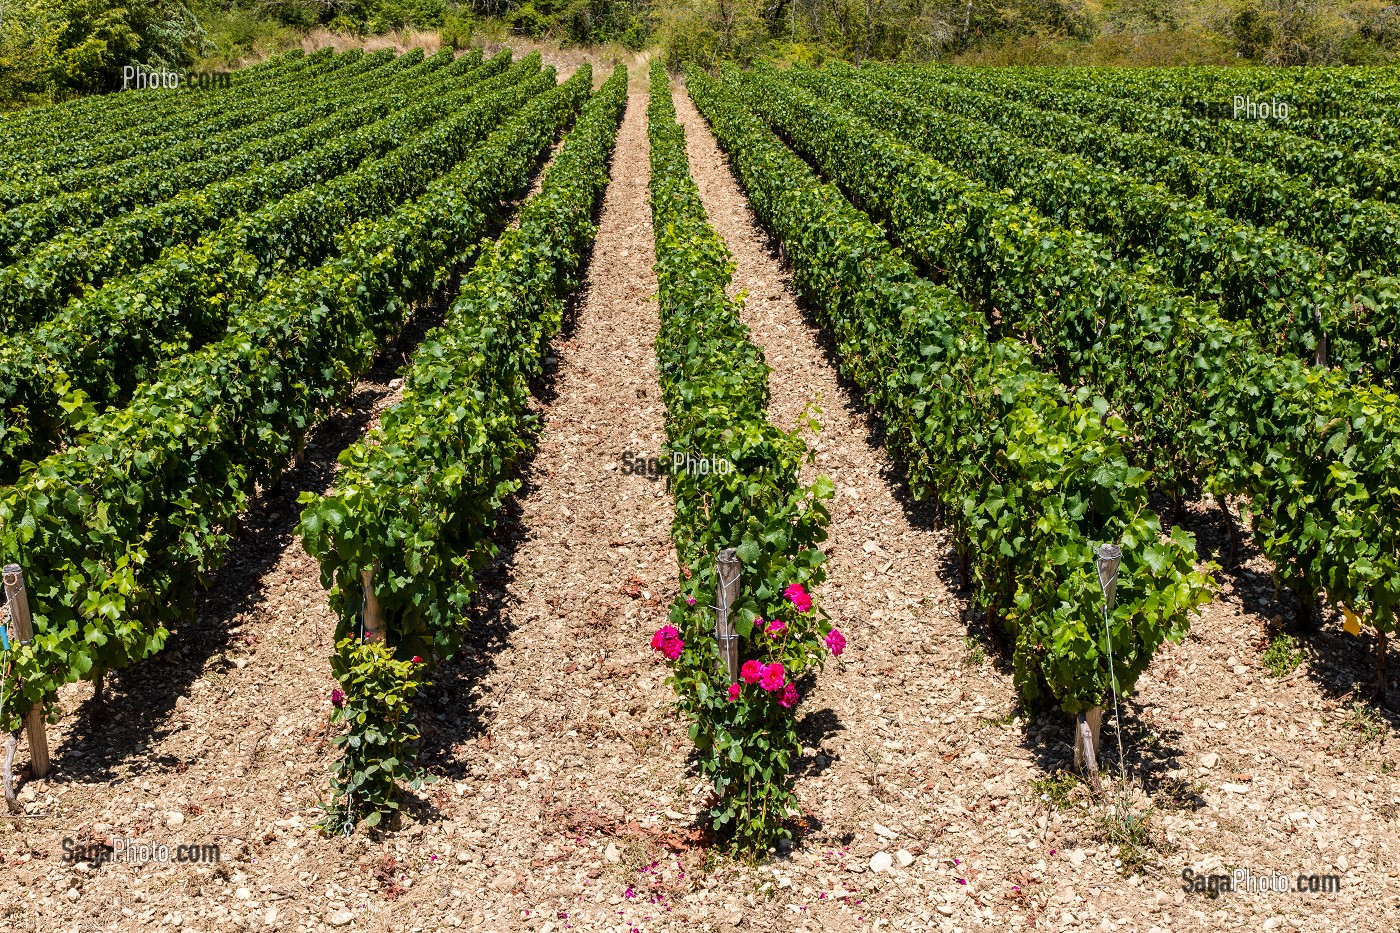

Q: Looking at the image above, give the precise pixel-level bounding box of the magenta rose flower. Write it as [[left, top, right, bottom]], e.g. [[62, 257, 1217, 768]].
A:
[[760, 662, 786, 693], [784, 583, 812, 613], [727, 683, 742, 702], [740, 659, 763, 684], [779, 683, 799, 709], [766, 618, 787, 636], [651, 626, 684, 660], [825, 628, 846, 657], [331, 688, 346, 709]]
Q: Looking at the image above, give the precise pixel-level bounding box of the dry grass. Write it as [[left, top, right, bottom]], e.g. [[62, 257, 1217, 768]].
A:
[[299, 28, 443, 57], [278, 29, 647, 88], [472, 35, 650, 86]]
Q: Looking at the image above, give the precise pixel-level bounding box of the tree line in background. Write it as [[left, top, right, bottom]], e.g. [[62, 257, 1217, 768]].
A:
[[0, 0, 206, 102], [2, 1, 1399, 114], [0, 0, 647, 106], [664, 0, 1400, 67]]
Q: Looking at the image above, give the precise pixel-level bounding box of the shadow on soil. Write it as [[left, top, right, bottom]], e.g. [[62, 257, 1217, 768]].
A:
[[1164, 492, 1400, 729]]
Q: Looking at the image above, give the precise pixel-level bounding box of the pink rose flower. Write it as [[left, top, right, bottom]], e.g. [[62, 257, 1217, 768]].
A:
[[766, 618, 787, 636], [740, 659, 763, 684], [784, 583, 812, 613], [760, 662, 786, 693], [825, 628, 846, 657], [651, 626, 684, 660], [727, 683, 741, 702], [780, 683, 799, 708], [685, 595, 696, 606]]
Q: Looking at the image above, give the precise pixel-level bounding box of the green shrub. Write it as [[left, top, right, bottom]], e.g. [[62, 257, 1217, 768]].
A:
[[441, 11, 474, 49], [322, 637, 430, 832]]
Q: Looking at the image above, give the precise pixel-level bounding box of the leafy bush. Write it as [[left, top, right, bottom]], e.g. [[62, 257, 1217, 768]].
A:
[[441, 11, 475, 48], [0, 0, 207, 103], [322, 637, 430, 831]]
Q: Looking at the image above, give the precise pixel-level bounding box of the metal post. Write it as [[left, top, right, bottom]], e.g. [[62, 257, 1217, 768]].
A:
[[1096, 544, 1122, 614], [715, 549, 741, 683], [3, 564, 49, 779]]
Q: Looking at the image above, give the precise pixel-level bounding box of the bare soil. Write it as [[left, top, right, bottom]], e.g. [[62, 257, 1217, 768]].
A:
[[0, 79, 1396, 933]]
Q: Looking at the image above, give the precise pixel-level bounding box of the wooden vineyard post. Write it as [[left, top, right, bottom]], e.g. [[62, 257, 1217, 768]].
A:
[[3, 564, 49, 781], [1085, 707, 1104, 763], [2, 734, 18, 813], [1217, 496, 1244, 567], [715, 549, 741, 683], [1075, 544, 1126, 795], [360, 560, 385, 643], [1075, 706, 1097, 778], [1074, 707, 1104, 791]]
